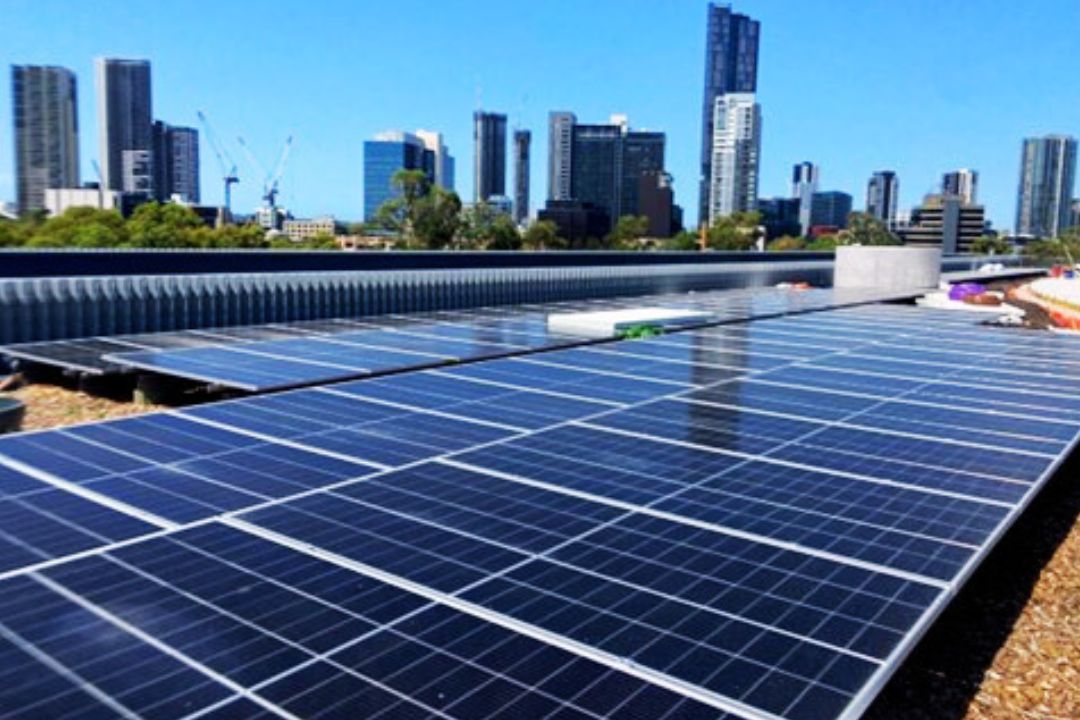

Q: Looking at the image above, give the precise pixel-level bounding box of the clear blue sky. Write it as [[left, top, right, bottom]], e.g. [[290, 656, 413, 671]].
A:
[[2, 0, 1077, 230]]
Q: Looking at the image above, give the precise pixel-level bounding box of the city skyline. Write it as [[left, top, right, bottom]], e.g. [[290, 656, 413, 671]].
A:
[[2, 0, 1079, 230]]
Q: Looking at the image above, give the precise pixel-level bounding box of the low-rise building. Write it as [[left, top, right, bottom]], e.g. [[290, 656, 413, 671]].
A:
[[901, 193, 986, 253], [282, 216, 339, 242]]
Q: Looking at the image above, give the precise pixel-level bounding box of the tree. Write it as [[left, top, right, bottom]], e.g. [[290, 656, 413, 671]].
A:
[[606, 215, 650, 248], [372, 169, 432, 236], [665, 230, 700, 251], [484, 215, 522, 250], [970, 234, 1012, 255], [125, 202, 204, 248], [838, 212, 900, 246], [412, 187, 462, 249], [806, 234, 841, 251], [706, 211, 761, 251], [521, 220, 565, 250], [1025, 230, 1080, 265], [27, 207, 129, 248], [766, 235, 806, 252], [0, 221, 27, 247]]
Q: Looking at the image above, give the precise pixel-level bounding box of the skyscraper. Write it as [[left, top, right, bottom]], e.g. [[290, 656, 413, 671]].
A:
[[95, 58, 153, 193], [513, 129, 531, 224], [570, 115, 665, 231], [791, 162, 818, 236], [473, 111, 507, 202], [708, 93, 760, 223], [11, 65, 79, 214], [942, 169, 978, 204], [415, 130, 455, 191], [866, 170, 900, 228], [363, 131, 433, 222], [151, 121, 199, 203], [547, 111, 576, 201], [1016, 135, 1077, 238], [699, 3, 760, 225]]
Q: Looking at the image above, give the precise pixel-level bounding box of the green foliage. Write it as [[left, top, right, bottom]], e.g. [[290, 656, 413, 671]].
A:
[[706, 211, 761, 251], [125, 202, 205, 248], [374, 170, 463, 249], [806, 234, 841, 251], [664, 230, 700, 251], [521, 220, 566, 250], [484, 215, 522, 250], [766, 235, 806, 252], [27, 207, 129, 248], [970, 235, 1012, 255], [838, 212, 901, 246], [268, 232, 339, 250], [606, 215, 650, 248], [1025, 232, 1080, 264]]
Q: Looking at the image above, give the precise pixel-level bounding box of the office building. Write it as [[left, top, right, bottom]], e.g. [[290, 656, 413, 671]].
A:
[[866, 170, 900, 228], [537, 201, 610, 243], [943, 169, 978, 204], [283, 216, 338, 242], [513, 129, 530, 224], [12, 65, 79, 214], [1016, 135, 1077, 238], [707, 93, 760, 223], [810, 191, 852, 230], [902, 193, 986, 253], [363, 131, 433, 222], [151, 122, 199, 203], [95, 58, 153, 193], [569, 115, 665, 232], [547, 111, 576, 201], [699, 3, 760, 225], [473, 111, 507, 202], [639, 171, 680, 237], [791, 162, 818, 235], [757, 197, 801, 240], [415, 130, 454, 191], [1071, 199, 1080, 231], [44, 186, 119, 214]]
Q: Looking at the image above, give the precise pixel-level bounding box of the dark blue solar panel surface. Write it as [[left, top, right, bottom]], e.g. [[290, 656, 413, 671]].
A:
[[1, 300, 1078, 720]]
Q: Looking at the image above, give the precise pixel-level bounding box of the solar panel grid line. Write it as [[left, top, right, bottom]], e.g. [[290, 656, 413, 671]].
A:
[[837, 423, 1080, 720], [669, 395, 1059, 461], [741, 376, 1080, 427], [221, 517, 773, 720], [767, 362, 1080, 408], [0, 620, 146, 720], [425, 368, 626, 407], [169, 410, 396, 473], [26, 571, 296, 720], [511, 356, 697, 388], [434, 456, 953, 590], [276, 333, 457, 359], [313, 387, 529, 434], [64, 553, 469, 720], [0, 451, 178, 531]]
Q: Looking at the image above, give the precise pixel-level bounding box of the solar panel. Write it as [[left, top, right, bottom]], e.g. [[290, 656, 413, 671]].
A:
[[0, 302, 1077, 720], [2, 285, 921, 391]]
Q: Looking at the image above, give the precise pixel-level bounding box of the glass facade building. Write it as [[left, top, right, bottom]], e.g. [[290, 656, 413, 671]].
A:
[[95, 58, 152, 193], [1016, 135, 1077, 238], [699, 3, 760, 225], [473, 111, 507, 202], [810, 191, 853, 229], [11, 65, 79, 214], [363, 133, 429, 222], [867, 170, 900, 229], [570, 119, 665, 232]]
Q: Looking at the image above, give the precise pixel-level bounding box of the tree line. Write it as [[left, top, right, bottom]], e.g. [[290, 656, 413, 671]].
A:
[[0, 203, 337, 250]]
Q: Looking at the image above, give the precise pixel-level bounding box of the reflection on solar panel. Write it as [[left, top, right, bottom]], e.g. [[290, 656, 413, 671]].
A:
[[1, 301, 1077, 719], [2, 285, 915, 391]]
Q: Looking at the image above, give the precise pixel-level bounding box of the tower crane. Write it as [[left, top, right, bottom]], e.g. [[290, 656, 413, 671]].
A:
[[196, 111, 239, 222], [237, 134, 294, 216]]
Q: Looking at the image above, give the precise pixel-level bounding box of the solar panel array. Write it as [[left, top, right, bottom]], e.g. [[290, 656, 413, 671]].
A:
[[2, 286, 915, 392], [2, 302, 1078, 719]]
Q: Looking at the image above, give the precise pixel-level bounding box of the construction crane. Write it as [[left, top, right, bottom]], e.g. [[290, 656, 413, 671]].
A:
[[196, 111, 239, 221], [237, 134, 293, 215]]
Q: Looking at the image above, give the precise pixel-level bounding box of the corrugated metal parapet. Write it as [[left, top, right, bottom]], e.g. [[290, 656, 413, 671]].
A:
[[0, 256, 1021, 344]]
